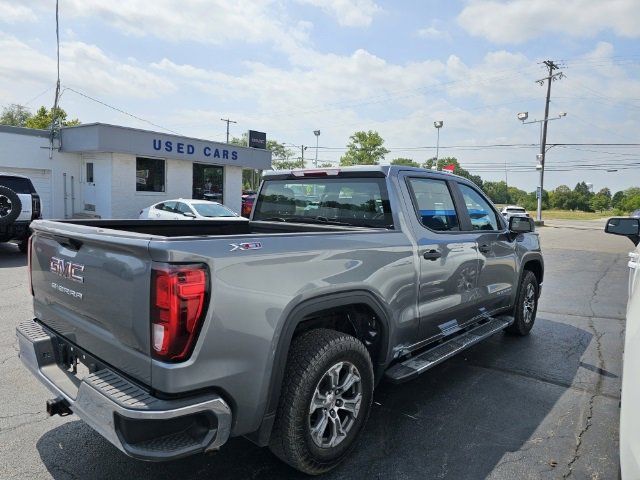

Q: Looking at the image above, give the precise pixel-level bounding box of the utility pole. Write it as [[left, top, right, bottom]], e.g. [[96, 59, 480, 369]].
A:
[[535, 60, 564, 222], [301, 145, 307, 166], [220, 118, 237, 143]]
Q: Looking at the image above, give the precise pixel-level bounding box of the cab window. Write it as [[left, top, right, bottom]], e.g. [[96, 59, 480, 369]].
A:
[[406, 178, 459, 231], [458, 184, 499, 231]]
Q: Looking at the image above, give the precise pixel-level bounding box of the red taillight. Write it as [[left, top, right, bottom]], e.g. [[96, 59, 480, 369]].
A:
[[151, 264, 209, 362], [27, 235, 33, 296]]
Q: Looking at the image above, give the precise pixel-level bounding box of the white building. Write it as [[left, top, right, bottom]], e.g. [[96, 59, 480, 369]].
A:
[[0, 123, 271, 219]]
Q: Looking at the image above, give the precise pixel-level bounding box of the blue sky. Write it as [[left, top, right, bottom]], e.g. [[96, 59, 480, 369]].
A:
[[1, 0, 639, 192]]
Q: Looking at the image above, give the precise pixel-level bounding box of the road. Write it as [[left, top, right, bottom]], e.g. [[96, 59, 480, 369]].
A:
[[0, 223, 633, 479]]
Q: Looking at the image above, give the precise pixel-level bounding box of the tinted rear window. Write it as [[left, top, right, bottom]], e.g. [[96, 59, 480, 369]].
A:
[[254, 177, 393, 228], [0, 176, 35, 194]]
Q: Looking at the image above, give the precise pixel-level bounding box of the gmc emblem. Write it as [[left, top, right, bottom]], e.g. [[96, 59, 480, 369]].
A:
[[50, 257, 85, 284]]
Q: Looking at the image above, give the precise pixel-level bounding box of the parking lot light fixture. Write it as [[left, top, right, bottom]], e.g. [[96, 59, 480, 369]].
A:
[[433, 121, 443, 168]]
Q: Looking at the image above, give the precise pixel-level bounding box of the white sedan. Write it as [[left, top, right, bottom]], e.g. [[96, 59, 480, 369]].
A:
[[139, 199, 247, 221]]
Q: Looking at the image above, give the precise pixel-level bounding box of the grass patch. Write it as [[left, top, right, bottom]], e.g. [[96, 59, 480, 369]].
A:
[[540, 210, 612, 220]]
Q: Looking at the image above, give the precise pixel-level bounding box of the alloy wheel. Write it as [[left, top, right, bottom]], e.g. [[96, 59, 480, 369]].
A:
[[523, 283, 536, 324], [308, 361, 363, 448]]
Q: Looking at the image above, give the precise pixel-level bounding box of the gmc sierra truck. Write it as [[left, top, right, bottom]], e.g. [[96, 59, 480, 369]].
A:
[[17, 166, 543, 475]]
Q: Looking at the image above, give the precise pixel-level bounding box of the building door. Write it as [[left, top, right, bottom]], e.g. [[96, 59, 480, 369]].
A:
[[82, 160, 96, 212], [193, 164, 224, 203]]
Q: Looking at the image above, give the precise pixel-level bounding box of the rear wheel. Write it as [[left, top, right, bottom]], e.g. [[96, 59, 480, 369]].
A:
[[0, 186, 21, 227], [269, 329, 374, 475], [506, 270, 539, 336]]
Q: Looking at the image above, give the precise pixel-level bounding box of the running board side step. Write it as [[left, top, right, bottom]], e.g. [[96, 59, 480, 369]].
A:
[[385, 315, 514, 383]]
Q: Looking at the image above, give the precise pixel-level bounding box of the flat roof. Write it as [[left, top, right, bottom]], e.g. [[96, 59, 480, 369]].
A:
[[0, 123, 271, 170], [60, 123, 271, 169], [0, 124, 49, 138]]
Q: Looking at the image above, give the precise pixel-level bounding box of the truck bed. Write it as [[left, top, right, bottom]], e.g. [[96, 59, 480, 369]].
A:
[[47, 218, 369, 237]]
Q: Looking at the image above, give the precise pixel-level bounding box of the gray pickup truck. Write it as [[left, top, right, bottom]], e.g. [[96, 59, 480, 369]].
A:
[[17, 166, 543, 474]]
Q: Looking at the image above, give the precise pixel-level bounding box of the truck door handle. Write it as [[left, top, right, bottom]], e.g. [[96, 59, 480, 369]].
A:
[[423, 250, 442, 261], [478, 244, 491, 253]]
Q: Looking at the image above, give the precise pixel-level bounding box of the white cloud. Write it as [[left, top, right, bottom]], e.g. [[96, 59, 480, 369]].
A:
[[48, 0, 311, 55], [458, 0, 640, 44], [417, 20, 451, 40], [0, 1, 37, 23], [0, 33, 174, 100], [297, 0, 382, 27]]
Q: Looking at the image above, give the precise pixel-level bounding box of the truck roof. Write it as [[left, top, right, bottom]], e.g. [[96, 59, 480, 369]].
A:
[[262, 165, 467, 182]]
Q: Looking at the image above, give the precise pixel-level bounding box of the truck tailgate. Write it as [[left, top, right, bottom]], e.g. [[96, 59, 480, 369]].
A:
[[30, 222, 153, 385]]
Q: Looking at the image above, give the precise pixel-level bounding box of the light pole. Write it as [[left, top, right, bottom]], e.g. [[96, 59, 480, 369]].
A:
[[433, 121, 443, 169], [517, 111, 566, 222], [313, 130, 320, 168]]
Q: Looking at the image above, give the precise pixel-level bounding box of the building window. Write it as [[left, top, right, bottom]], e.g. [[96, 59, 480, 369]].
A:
[[86, 162, 94, 183], [136, 157, 165, 192], [193, 164, 224, 203]]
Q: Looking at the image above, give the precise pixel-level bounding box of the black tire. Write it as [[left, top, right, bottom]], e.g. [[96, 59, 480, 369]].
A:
[[0, 186, 21, 227], [269, 329, 374, 475], [505, 270, 539, 336]]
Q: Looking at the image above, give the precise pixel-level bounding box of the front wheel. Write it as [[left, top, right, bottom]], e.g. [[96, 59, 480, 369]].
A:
[[269, 329, 374, 475], [505, 270, 539, 336]]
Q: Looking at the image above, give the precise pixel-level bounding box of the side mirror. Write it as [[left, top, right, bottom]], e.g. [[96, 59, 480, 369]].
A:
[[183, 212, 196, 218], [509, 216, 534, 234], [605, 217, 640, 246]]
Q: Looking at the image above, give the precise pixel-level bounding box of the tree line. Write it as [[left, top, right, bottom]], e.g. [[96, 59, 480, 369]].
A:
[[262, 129, 639, 213], [1, 104, 80, 129]]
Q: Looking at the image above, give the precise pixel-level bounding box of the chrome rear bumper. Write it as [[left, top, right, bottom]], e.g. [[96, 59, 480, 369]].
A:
[[17, 320, 232, 461]]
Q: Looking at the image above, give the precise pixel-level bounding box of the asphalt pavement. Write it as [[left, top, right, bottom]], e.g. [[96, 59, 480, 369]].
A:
[[0, 223, 633, 479]]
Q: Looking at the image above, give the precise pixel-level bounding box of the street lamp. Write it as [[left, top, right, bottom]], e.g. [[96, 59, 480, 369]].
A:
[[433, 121, 443, 169], [313, 130, 321, 168], [517, 111, 567, 222]]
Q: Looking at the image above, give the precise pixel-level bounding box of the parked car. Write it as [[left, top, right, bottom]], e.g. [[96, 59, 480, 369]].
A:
[[0, 172, 41, 253], [241, 191, 257, 217], [501, 205, 530, 221], [139, 198, 246, 221], [18, 166, 543, 474], [605, 217, 640, 480]]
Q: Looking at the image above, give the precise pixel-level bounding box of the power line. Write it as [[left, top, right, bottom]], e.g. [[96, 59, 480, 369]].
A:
[[63, 86, 182, 135]]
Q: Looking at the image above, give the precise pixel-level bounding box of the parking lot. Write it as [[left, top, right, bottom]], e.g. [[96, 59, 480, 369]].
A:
[[0, 221, 632, 479]]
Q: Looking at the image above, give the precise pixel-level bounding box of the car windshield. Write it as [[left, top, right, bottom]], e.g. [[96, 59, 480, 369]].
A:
[[0, 176, 35, 194], [192, 203, 237, 217], [253, 177, 393, 229], [507, 208, 525, 212]]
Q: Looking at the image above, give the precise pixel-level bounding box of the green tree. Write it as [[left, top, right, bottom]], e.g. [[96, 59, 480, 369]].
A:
[[340, 130, 389, 166], [620, 187, 640, 212], [590, 193, 610, 212], [0, 104, 32, 126], [483, 181, 509, 204], [24, 106, 80, 129], [390, 157, 420, 167], [550, 185, 574, 210], [612, 190, 625, 208]]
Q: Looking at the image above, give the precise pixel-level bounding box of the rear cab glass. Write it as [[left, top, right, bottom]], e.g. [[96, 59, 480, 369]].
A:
[[405, 177, 460, 231], [0, 176, 35, 194], [253, 177, 393, 228]]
